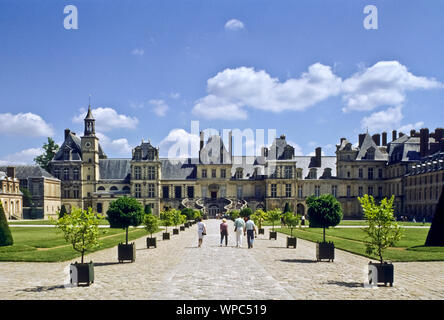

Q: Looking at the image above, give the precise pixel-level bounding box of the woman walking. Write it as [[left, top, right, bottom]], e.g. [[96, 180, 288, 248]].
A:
[[220, 218, 228, 247], [197, 217, 207, 248]]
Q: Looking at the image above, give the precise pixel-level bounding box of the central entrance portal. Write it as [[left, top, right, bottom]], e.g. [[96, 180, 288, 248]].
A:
[[208, 205, 220, 218], [211, 191, 217, 199]]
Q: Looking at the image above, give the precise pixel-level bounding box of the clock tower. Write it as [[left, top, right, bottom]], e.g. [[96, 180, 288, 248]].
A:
[[81, 105, 100, 210]]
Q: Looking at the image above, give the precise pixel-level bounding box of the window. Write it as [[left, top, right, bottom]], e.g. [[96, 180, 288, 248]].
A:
[[211, 169, 216, 178], [148, 167, 155, 180], [255, 186, 261, 198], [331, 185, 337, 198], [298, 186, 303, 198], [73, 168, 79, 180], [285, 184, 292, 197], [347, 185, 351, 197], [309, 169, 317, 179], [87, 175, 91, 181], [202, 169, 207, 178], [237, 186, 243, 199], [187, 186, 194, 198], [368, 168, 374, 180], [315, 185, 320, 197], [54, 169, 60, 179], [63, 168, 70, 180], [368, 186, 373, 196], [296, 170, 302, 179], [63, 189, 70, 198], [148, 184, 155, 198], [284, 166, 292, 179], [378, 168, 383, 179], [235, 168, 243, 179], [175, 186, 182, 199], [110, 186, 118, 191], [134, 167, 141, 180], [271, 184, 277, 198], [358, 168, 363, 179], [378, 186, 383, 198], [135, 184, 141, 198], [97, 203, 103, 214], [347, 171, 351, 178], [162, 186, 169, 199], [430, 187, 433, 200], [73, 187, 80, 199], [221, 169, 226, 178], [98, 186, 105, 191], [358, 186, 363, 197]]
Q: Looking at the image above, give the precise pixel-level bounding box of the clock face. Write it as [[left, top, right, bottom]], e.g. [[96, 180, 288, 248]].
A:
[[85, 142, 92, 148]]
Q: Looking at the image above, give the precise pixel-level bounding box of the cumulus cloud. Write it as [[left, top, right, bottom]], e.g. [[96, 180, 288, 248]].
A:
[[149, 99, 169, 117], [224, 19, 244, 31], [0, 113, 54, 137], [131, 48, 145, 56], [192, 64, 342, 120], [0, 147, 43, 165], [361, 105, 404, 132], [158, 129, 200, 159], [96, 132, 132, 156], [73, 107, 139, 132], [398, 121, 425, 134], [342, 61, 443, 112]]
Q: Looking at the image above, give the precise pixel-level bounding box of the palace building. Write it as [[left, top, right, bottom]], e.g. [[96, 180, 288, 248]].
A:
[[48, 106, 444, 220]]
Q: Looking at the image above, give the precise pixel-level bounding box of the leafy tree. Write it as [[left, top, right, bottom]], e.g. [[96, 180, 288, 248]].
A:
[[181, 208, 198, 221], [160, 209, 174, 233], [229, 210, 239, 221], [267, 209, 282, 232], [143, 213, 159, 238], [106, 197, 144, 244], [34, 137, 59, 172], [239, 207, 253, 218], [283, 211, 299, 237], [0, 203, 13, 246], [52, 207, 103, 263], [306, 194, 343, 242], [251, 209, 268, 230], [359, 195, 403, 263], [172, 209, 183, 228], [283, 203, 291, 213], [58, 205, 68, 219], [20, 187, 33, 207]]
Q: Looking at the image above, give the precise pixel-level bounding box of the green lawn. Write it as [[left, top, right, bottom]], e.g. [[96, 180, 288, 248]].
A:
[[277, 227, 444, 262], [0, 226, 162, 262], [261, 219, 431, 227], [8, 219, 110, 226]]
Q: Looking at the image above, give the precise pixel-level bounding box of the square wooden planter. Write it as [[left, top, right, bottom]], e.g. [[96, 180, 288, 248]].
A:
[[146, 237, 157, 248], [316, 242, 334, 262], [368, 262, 394, 287], [258, 228, 265, 235], [269, 231, 277, 240], [118, 243, 136, 263], [286, 237, 297, 248], [184, 222, 190, 228], [163, 232, 170, 240], [70, 262, 94, 286], [173, 228, 179, 235], [180, 226, 185, 231]]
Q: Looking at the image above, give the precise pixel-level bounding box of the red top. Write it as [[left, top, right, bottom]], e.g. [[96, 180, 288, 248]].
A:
[[220, 222, 228, 233]]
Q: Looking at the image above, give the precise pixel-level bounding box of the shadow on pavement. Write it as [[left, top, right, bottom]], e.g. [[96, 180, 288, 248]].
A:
[[324, 280, 363, 288], [19, 284, 66, 293], [279, 259, 317, 263], [94, 262, 122, 267]]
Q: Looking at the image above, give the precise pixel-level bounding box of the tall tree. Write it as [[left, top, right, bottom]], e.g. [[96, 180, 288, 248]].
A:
[[425, 186, 444, 246], [34, 137, 59, 172], [0, 203, 13, 246]]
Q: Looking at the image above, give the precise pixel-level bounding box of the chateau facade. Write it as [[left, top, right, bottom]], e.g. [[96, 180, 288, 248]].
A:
[[49, 106, 444, 220]]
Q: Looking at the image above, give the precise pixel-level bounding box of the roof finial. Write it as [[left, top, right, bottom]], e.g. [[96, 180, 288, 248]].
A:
[[89, 94, 91, 107]]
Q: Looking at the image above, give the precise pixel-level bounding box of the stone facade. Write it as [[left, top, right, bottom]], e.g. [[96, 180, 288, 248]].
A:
[[49, 106, 444, 220], [0, 167, 22, 219]]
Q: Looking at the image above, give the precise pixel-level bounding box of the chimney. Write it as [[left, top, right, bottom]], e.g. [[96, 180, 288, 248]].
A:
[[64, 129, 71, 140], [315, 147, 322, 167], [382, 132, 387, 146], [199, 131, 204, 163], [399, 132, 405, 138], [228, 130, 233, 162], [261, 147, 268, 157], [410, 129, 416, 137], [420, 128, 429, 157], [6, 167, 15, 179], [340, 138, 346, 143], [372, 134, 381, 146], [435, 128, 444, 141], [392, 130, 397, 142], [358, 134, 366, 148]]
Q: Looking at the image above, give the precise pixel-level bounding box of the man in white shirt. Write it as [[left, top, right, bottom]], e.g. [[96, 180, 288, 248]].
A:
[[234, 216, 245, 247]]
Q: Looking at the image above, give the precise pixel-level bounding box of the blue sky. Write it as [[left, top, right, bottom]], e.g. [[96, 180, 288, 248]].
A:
[[1, 0, 444, 163]]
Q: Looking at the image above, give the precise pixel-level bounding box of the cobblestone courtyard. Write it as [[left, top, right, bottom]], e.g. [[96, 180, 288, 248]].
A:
[[0, 219, 443, 300]]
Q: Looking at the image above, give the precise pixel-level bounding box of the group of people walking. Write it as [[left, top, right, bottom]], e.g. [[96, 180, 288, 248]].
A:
[[196, 216, 257, 248]]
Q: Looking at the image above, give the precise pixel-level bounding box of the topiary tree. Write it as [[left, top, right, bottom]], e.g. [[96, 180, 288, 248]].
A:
[[239, 207, 253, 218], [59, 205, 68, 219], [160, 209, 174, 233], [267, 209, 282, 232], [143, 213, 159, 238], [53, 207, 103, 263], [172, 209, 183, 228], [0, 203, 13, 246], [425, 185, 444, 246], [181, 208, 196, 221], [229, 210, 240, 221], [251, 209, 268, 230], [359, 195, 403, 263], [106, 197, 144, 245], [283, 202, 291, 213], [306, 194, 343, 243], [283, 211, 299, 237], [144, 204, 152, 215]]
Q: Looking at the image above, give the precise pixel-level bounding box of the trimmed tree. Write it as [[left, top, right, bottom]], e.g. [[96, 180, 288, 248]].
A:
[[425, 185, 444, 246], [283, 211, 299, 238], [59, 205, 68, 219], [306, 194, 343, 242], [359, 195, 403, 263], [229, 210, 240, 221], [267, 209, 282, 232], [0, 203, 13, 246], [144, 213, 159, 238], [144, 204, 152, 215], [283, 202, 291, 213], [53, 207, 103, 263], [106, 197, 144, 244], [239, 207, 253, 218], [251, 209, 268, 230], [160, 209, 174, 233]]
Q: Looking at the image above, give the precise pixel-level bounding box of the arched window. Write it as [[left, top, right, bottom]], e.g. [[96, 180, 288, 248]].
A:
[[110, 186, 118, 191], [123, 186, 130, 193], [97, 186, 105, 191]]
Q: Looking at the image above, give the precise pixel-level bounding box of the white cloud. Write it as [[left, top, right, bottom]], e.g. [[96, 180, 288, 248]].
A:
[[361, 105, 404, 132], [149, 99, 169, 117], [224, 19, 245, 31], [158, 129, 200, 159], [192, 64, 342, 120], [0, 113, 54, 137], [96, 132, 132, 156], [170, 92, 181, 99], [342, 61, 443, 112], [131, 48, 145, 56], [73, 107, 139, 132], [397, 121, 425, 134], [0, 147, 43, 165]]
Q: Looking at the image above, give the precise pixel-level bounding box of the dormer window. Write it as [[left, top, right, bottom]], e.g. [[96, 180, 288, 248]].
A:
[[309, 168, 317, 179], [63, 149, 71, 161], [235, 168, 243, 179]]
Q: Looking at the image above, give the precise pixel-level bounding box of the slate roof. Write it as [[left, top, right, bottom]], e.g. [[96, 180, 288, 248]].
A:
[[294, 156, 337, 179], [267, 135, 294, 160], [0, 166, 57, 180], [355, 133, 388, 161], [99, 159, 131, 181], [231, 156, 264, 179], [199, 135, 231, 164], [160, 158, 197, 180], [132, 141, 158, 160], [387, 136, 421, 163], [53, 132, 106, 161]]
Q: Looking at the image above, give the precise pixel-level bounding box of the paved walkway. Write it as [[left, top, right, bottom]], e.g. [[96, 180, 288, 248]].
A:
[[0, 219, 443, 300]]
